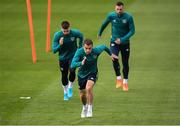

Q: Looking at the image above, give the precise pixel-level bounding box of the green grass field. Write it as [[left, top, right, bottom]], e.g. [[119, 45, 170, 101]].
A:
[[0, 0, 180, 125]]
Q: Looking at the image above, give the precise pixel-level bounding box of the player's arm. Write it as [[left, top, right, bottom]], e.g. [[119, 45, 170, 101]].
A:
[[76, 30, 84, 48], [98, 14, 111, 37], [52, 32, 61, 53], [70, 49, 83, 69], [120, 16, 135, 43], [96, 45, 118, 60], [96, 45, 111, 56]]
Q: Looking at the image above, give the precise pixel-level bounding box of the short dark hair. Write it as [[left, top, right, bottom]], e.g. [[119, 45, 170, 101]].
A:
[[83, 39, 93, 46], [116, 1, 124, 6], [61, 21, 70, 29]]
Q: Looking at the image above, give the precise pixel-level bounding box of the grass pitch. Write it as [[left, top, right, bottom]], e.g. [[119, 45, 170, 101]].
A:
[[0, 0, 180, 124]]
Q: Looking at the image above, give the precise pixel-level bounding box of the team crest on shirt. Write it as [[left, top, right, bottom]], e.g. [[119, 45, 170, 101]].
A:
[[71, 37, 75, 41], [93, 55, 97, 59], [122, 19, 127, 24], [113, 19, 116, 23]]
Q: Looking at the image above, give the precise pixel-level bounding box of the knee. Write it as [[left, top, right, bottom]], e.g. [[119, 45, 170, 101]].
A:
[[86, 86, 93, 94], [61, 69, 68, 77], [86, 87, 92, 92], [113, 59, 119, 66], [113, 58, 119, 63], [86, 80, 94, 93], [86, 84, 93, 93], [70, 68, 75, 73], [113, 59, 120, 68]]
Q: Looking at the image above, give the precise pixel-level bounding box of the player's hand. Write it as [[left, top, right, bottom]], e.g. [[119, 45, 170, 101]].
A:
[[59, 37, 64, 45], [81, 56, 87, 65], [111, 53, 118, 61], [115, 38, 121, 45], [98, 35, 102, 40]]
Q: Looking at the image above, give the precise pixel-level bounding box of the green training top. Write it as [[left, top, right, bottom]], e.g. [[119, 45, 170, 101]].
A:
[[70, 44, 111, 78], [52, 29, 83, 61], [98, 12, 135, 44]]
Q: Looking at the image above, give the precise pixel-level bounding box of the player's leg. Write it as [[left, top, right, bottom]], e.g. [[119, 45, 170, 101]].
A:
[[86, 80, 94, 105], [59, 61, 69, 100], [86, 80, 94, 117], [78, 76, 88, 118], [68, 67, 76, 98], [80, 90, 87, 106], [110, 43, 123, 88], [120, 43, 130, 91], [80, 89, 87, 118], [86, 73, 97, 117], [67, 59, 76, 98]]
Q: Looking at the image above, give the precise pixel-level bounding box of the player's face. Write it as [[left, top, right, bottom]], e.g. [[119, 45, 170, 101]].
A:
[[84, 44, 93, 55], [61, 28, 70, 35], [115, 5, 124, 15]]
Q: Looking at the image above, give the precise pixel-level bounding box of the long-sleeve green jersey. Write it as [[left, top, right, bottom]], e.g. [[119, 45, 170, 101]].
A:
[[98, 12, 135, 44], [52, 29, 83, 61], [70, 45, 111, 78]]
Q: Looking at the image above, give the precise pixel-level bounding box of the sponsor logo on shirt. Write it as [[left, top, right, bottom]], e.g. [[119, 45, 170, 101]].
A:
[[113, 19, 116, 23]]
